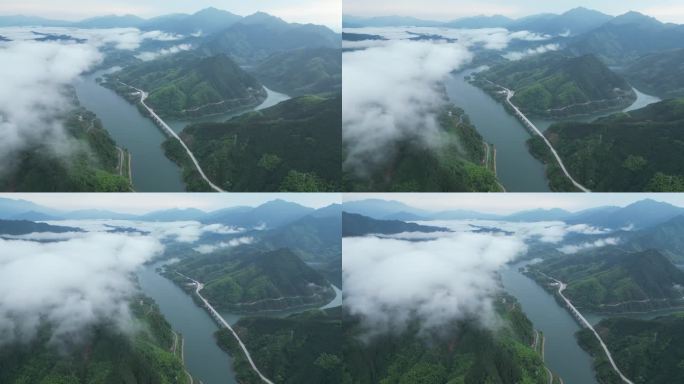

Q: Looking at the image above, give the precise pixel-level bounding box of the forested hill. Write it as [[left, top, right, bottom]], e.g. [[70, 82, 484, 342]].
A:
[[529, 98, 684, 191], [624, 48, 684, 98], [106, 53, 266, 118], [342, 212, 449, 237], [474, 52, 635, 118], [254, 47, 341, 96]]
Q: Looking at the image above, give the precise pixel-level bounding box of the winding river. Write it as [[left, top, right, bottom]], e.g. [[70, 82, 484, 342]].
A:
[[445, 70, 661, 192], [137, 261, 341, 384], [73, 69, 290, 191]]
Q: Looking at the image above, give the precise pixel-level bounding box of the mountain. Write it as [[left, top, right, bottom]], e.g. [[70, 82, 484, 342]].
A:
[[205, 200, 314, 229], [253, 47, 341, 96], [342, 199, 426, 219], [342, 212, 448, 237], [623, 48, 684, 98], [531, 248, 684, 312], [165, 95, 341, 192], [203, 12, 340, 64], [143, 7, 242, 35], [530, 99, 684, 191], [218, 308, 341, 384], [138, 208, 207, 222], [0, 198, 57, 219], [61, 209, 137, 220], [568, 199, 684, 230], [442, 15, 513, 29], [577, 314, 684, 384], [569, 11, 684, 64], [168, 247, 334, 311], [342, 15, 441, 28], [105, 53, 266, 119], [0, 219, 80, 235], [504, 208, 572, 222], [0, 15, 68, 27], [510, 7, 612, 36], [628, 215, 684, 263], [474, 52, 636, 118], [74, 14, 145, 28]]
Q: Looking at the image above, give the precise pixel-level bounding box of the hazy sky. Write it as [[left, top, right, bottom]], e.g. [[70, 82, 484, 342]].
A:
[[2, 193, 341, 214], [344, 0, 684, 24], [344, 193, 684, 214], [0, 0, 341, 29]]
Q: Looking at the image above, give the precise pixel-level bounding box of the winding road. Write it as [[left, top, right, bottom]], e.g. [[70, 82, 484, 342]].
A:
[[543, 274, 634, 384], [121, 82, 226, 192], [176, 273, 274, 384]]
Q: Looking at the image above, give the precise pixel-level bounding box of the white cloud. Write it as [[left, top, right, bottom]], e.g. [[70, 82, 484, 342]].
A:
[[558, 237, 620, 254], [0, 233, 163, 345], [504, 43, 560, 61], [136, 43, 191, 61], [194, 236, 254, 254]]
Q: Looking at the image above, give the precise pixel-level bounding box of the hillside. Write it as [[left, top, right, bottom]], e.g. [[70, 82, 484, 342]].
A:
[[342, 212, 448, 237], [0, 296, 189, 384], [0, 107, 131, 192], [167, 247, 335, 312], [577, 314, 684, 384], [343, 295, 552, 383], [531, 249, 684, 313], [474, 52, 636, 118], [569, 11, 684, 64], [0, 219, 80, 235], [217, 308, 341, 384], [105, 53, 266, 119], [343, 105, 502, 192], [164, 95, 341, 192], [628, 215, 684, 264], [529, 98, 684, 191], [253, 47, 341, 96], [202, 12, 340, 64], [624, 48, 684, 98]]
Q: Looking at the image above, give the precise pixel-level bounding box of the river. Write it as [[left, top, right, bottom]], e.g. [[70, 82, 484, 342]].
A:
[[445, 70, 661, 192], [137, 261, 341, 384], [73, 69, 290, 191], [499, 261, 598, 384]]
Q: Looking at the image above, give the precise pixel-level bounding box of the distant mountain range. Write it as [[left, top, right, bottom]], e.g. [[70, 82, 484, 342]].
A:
[[342, 198, 684, 230]]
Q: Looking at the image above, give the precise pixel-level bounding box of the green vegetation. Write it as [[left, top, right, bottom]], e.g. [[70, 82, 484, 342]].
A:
[[530, 98, 684, 191], [0, 296, 190, 384], [105, 53, 266, 119], [342, 212, 448, 237], [577, 313, 684, 384], [217, 308, 341, 384], [473, 52, 636, 118], [627, 215, 684, 264], [624, 48, 684, 98], [164, 95, 341, 192], [530, 248, 684, 313], [342, 295, 552, 383], [0, 107, 131, 192], [0, 220, 79, 235], [167, 246, 335, 312], [344, 105, 503, 192], [254, 47, 341, 96]]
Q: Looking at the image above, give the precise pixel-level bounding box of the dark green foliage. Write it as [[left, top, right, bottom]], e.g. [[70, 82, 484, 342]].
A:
[[0, 297, 188, 384], [536, 98, 684, 191], [254, 47, 341, 96], [0, 108, 130, 192], [342, 296, 548, 383], [532, 248, 684, 313], [577, 314, 684, 384], [624, 48, 684, 98], [106, 53, 266, 118], [342, 212, 448, 237], [167, 247, 335, 312], [628, 215, 684, 264], [217, 308, 341, 384], [475, 52, 636, 117], [165, 95, 341, 192], [0, 220, 80, 235]]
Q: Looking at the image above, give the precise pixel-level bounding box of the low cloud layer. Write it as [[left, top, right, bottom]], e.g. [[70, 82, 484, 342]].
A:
[[0, 233, 164, 346], [558, 237, 620, 254], [136, 43, 191, 61], [194, 236, 255, 254], [504, 43, 560, 61]]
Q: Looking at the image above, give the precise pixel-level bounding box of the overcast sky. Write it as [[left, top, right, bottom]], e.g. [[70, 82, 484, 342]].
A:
[[344, 193, 684, 214], [344, 0, 684, 24], [0, 0, 341, 30], [1, 193, 341, 214]]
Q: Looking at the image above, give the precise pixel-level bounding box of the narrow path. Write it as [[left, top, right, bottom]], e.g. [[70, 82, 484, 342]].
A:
[[488, 81, 591, 192], [115, 146, 124, 176], [176, 273, 274, 384], [541, 273, 634, 384], [120, 82, 226, 192]]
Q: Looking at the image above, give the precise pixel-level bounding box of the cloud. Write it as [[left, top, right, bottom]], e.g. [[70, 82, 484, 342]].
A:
[[194, 236, 254, 254], [503, 43, 560, 61], [0, 233, 163, 346], [343, 233, 527, 336], [0, 40, 102, 172], [558, 237, 620, 254], [135, 43, 191, 61]]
